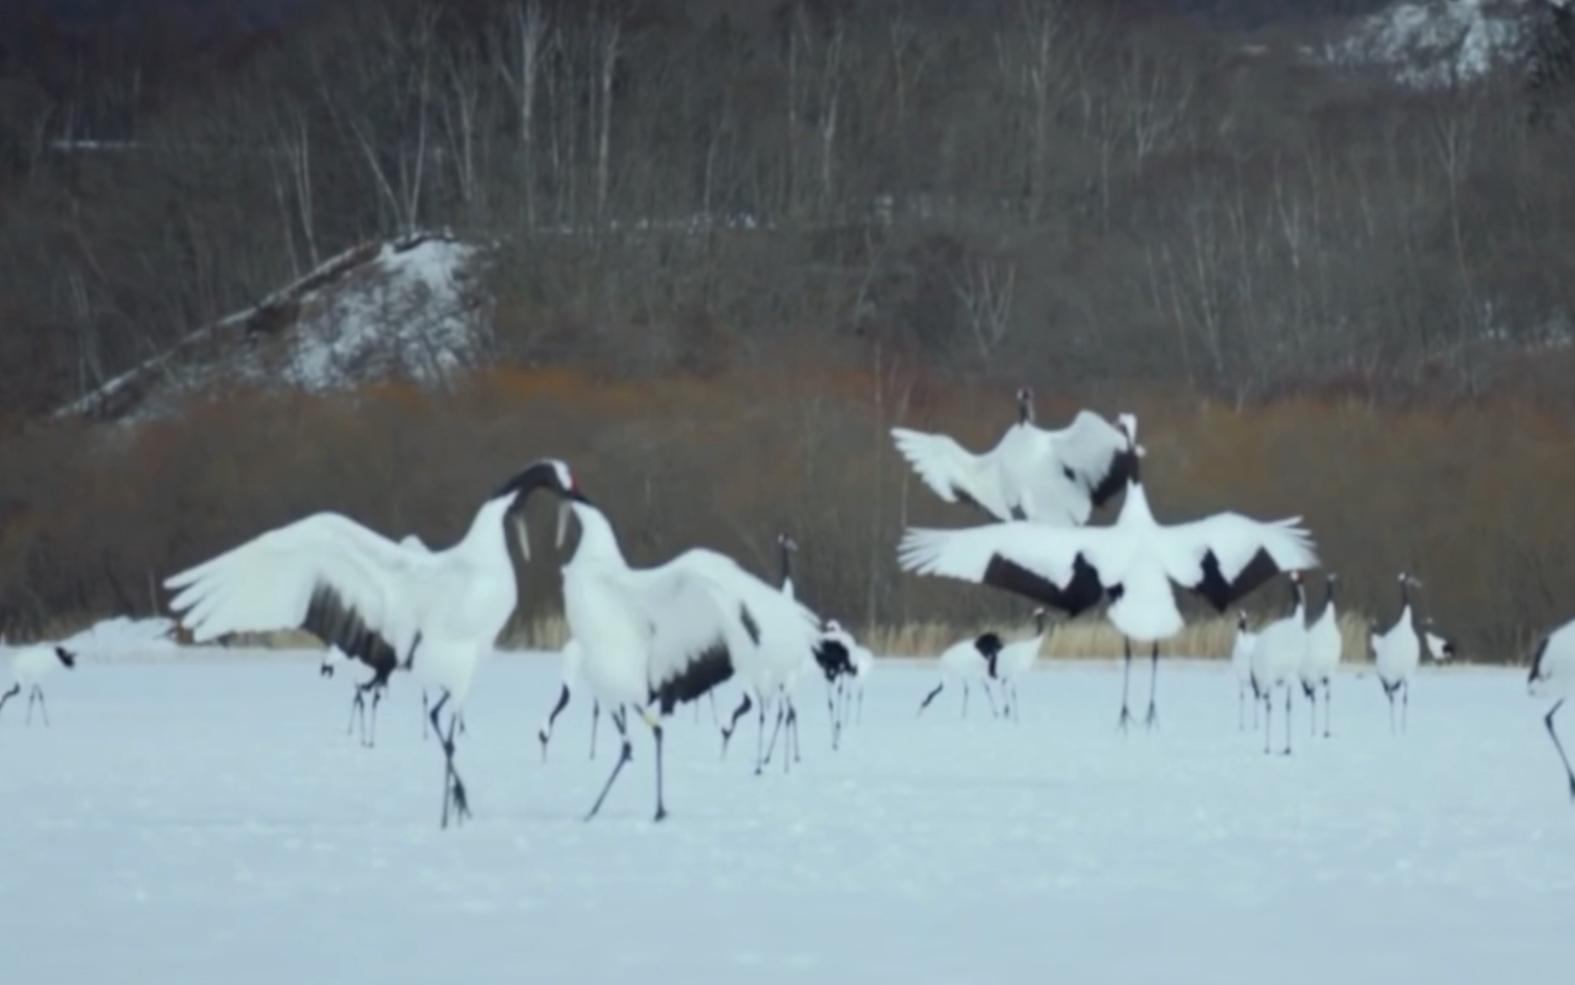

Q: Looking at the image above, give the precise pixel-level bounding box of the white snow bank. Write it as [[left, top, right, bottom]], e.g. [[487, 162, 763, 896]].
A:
[[59, 616, 180, 662], [1320, 0, 1538, 88]]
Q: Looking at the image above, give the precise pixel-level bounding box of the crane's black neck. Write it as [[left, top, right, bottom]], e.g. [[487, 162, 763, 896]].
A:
[[1284, 578, 1303, 616], [1017, 390, 1034, 425]]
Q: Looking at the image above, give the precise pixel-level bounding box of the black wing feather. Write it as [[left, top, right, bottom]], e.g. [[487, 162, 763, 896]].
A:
[[813, 638, 853, 681], [303, 583, 399, 680], [650, 644, 735, 715], [982, 552, 1107, 617], [1190, 548, 1284, 612], [1085, 447, 1140, 510]]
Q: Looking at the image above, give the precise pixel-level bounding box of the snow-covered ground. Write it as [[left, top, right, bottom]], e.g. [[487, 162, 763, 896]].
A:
[[1, 652, 1570, 983]]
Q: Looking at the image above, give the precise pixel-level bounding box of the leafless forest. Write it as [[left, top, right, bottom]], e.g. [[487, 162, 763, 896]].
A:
[[2, 0, 1574, 657]]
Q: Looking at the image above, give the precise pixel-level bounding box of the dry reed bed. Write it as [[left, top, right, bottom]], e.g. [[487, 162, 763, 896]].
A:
[[64, 610, 1416, 664]]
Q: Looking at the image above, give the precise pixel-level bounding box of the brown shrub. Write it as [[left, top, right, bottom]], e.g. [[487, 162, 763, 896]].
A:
[[0, 370, 1565, 662]]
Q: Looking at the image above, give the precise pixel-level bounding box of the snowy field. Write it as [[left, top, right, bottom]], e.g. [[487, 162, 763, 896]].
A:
[[2, 651, 1572, 983]]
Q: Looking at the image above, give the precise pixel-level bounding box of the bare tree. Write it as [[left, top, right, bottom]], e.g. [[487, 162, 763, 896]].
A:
[[951, 252, 1017, 367], [492, 0, 549, 228]]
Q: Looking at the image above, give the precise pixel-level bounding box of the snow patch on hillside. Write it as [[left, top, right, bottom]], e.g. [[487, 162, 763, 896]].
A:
[[1321, 0, 1546, 88], [54, 232, 491, 422]]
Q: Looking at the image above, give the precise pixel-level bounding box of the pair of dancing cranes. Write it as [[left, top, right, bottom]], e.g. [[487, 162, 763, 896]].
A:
[[159, 386, 1319, 827]]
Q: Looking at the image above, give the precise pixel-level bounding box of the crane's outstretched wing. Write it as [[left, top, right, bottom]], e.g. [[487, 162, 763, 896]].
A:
[[164, 512, 429, 674], [1154, 513, 1318, 612], [897, 522, 1113, 616], [1043, 410, 1143, 513], [889, 427, 1016, 521], [1424, 630, 1455, 662], [619, 548, 821, 714]]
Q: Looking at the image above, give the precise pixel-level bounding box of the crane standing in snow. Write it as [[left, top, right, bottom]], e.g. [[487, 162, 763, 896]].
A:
[[1528, 617, 1575, 803], [0, 644, 78, 725]]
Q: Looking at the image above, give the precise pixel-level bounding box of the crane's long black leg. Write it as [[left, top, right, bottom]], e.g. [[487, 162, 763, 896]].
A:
[[366, 684, 382, 748], [856, 681, 864, 724], [1385, 683, 1396, 735], [1543, 700, 1575, 802], [34, 686, 50, 727], [1323, 680, 1332, 738], [1402, 679, 1409, 734], [1263, 689, 1273, 755], [916, 681, 943, 717], [442, 703, 471, 827], [761, 698, 787, 773], [961, 680, 970, 718], [826, 681, 840, 750], [585, 706, 632, 822], [26, 685, 37, 726], [1282, 683, 1292, 756], [645, 708, 668, 822], [982, 679, 1000, 718], [1144, 642, 1160, 729], [785, 699, 801, 768], [426, 691, 453, 827], [1118, 638, 1134, 732], [0, 683, 17, 721], [1305, 682, 1317, 739], [422, 690, 429, 741], [346, 688, 362, 737], [719, 693, 752, 757], [1238, 684, 1245, 731], [539, 683, 571, 761], [590, 700, 600, 760]]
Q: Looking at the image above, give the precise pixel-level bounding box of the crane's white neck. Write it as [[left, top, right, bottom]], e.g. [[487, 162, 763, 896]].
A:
[[461, 496, 515, 559], [567, 501, 628, 569], [1120, 478, 1155, 527]]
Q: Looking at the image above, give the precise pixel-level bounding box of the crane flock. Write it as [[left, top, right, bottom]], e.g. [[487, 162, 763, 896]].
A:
[[6, 386, 1570, 822]]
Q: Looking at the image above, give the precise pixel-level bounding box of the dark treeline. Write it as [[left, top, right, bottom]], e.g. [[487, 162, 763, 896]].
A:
[[4, 0, 1575, 656], [3, 0, 1575, 416]]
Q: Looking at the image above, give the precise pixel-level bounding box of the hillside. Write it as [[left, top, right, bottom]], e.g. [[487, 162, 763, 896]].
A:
[[55, 232, 490, 421], [6, 0, 1575, 660]]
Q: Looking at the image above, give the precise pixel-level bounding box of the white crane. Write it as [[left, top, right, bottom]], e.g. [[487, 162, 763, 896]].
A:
[[1422, 620, 1456, 663], [995, 608, 1050, 721], [537, 638, 602, 761], [890, 389, 1141, 526], [1230, 610, 1260, 731], [1299, 572, 1343, 738], [163, 459, 574, 828], [721, 532, 813, 774], [916, 633, 1004, 718], [897, 419, 1318, 731], [1370, 572, 1425, 734], [318, 644, 388, 747], [1250, 572, 1309, 755], [0, 644, 78, 725], [1528, 617, 1575, 803], [525, 478, 821, 821], [811, 619, 857, 748]]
